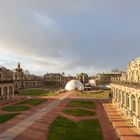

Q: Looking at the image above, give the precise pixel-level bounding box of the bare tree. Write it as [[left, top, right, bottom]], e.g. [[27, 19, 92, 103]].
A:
[[111, 68, 119, 72], [24, 70, 30, 75]]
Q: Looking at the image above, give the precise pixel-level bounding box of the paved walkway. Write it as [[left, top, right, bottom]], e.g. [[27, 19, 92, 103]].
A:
[[0, 92, 73, 140], [14, 99, 69, 140], [103, 103, 140, 140], [96, 102, 119, 140], [2, 92, 140, 140]]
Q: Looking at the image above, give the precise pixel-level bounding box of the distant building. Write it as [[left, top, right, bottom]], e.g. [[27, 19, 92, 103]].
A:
[[0, 67, 14, 100], [44, 73, 65, 87], [76, 73, 89, 85], [96, 72, 122, 85], [111, 57, 140, 129], [127, 58, 140, 83], [44, 73, 76, 87], [25, 74, 44, 88]]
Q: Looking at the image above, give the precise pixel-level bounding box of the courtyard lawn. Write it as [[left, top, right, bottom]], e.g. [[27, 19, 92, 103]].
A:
[[77, 90, 109, 99], [67, 100, 96, 109], [15, 98, 47, 106], [42, 92, 59, 96], [20, 89, 45, 96], [63, 109, 96, 116], [48, 117, 103, 140], [1, 105, 30, 112], [0, 113, 20, 123], [20, 89, 58, 96]]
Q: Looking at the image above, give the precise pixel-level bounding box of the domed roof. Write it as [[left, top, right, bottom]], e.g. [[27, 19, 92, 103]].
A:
[[135, 57, 140, 64], [65, 80, 84, 91]]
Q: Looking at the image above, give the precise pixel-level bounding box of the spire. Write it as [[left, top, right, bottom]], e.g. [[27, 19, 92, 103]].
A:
[[18, 62, 20, 69], [16, 62, 22, 72]]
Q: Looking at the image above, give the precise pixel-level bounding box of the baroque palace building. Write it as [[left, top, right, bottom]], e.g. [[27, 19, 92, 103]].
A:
[[44, 73, 65, 87], [0, 67, 14, 100], [44, 73, 75, 87], [13, 63, 44, 92], [111, 57, 140, 129], [13, 62, 26, 91], [25, 74, 44, 88], [0, 63, 44, 99], [96, 72, 122, 85]]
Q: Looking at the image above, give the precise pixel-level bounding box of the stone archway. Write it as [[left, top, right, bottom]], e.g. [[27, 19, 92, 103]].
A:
[[126, 93, 129, 108], [131, 95, 136, 113], [119, 90, 122, 102], [122, 91, 125, 105], [3, 87, 8, 99], [116, 89, 118, 101], [9, 86, 13, 98]]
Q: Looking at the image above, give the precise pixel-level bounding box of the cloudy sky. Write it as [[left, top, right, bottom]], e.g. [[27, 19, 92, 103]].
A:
[[0, 0, 140, 75]]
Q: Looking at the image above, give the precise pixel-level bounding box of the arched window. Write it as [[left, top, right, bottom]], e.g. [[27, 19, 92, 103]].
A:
[[3, 87, 8, 95], [122, 91, 125, 105], [9, 86, 13, 94], [119, 90, 121, 102], [116, 89, 118, 101], [126, 93, 129, 108], [132, 95, 136, 112]]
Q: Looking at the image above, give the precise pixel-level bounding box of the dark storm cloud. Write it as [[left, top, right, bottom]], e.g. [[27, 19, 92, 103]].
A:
[[0, 0, 140, 75]]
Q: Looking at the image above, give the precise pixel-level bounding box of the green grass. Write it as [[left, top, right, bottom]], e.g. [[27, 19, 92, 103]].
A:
[[42, 92, 58, 96], [20, 89, 45, 96], [15, 98, 47, 106], [20, 89, 58, 96], [67, 100, 96, 109], [48, 117, 103, 140], [77, 90, 109, 99], [1, 105, 30, 112], [0, 113, 20, 123], [63, 109, 96, 116]]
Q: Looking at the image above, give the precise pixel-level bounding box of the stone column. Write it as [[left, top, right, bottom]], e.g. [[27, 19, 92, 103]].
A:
[[129, 94, 132, 111], [135, 95, 139, 117], [114, 88, 116, 100], [1, 87, 3, 96], [12, 86, 15, 98], [7, 87, 10, 99], [128, 93, 133, 120], [124, 92, 127, 108]]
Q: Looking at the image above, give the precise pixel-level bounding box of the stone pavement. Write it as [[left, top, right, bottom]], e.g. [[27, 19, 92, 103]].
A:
[[96, 102, 119, 140], [1, 92, 140, 140], [103, 102, 140, 140], [14, 99, 69, 140], [0, 91, 73, 140]]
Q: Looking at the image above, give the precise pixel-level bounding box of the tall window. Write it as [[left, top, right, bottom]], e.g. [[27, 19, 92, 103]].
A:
[[132, 95, 136, 112], [119, 91, 121, 102], [126, 93, 129, 108], [122, 92, 125, 105]]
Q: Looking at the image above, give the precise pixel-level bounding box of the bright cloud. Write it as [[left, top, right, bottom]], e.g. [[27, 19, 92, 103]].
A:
[[0, 0, 139, 75]]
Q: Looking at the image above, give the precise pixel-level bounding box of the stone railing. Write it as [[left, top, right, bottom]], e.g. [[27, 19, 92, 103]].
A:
[[111, 80, 140, 89], [0, 80, 14, 83]]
